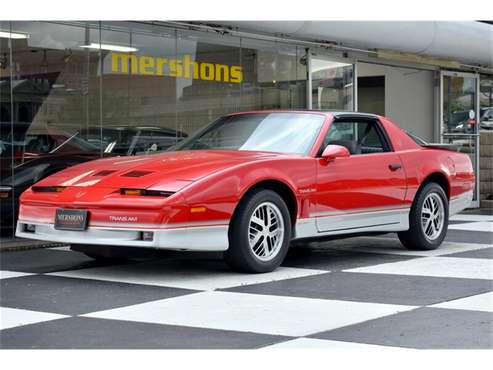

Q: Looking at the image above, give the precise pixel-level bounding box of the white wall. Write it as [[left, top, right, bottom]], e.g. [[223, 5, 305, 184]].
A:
[[357, 62, 435, 140]]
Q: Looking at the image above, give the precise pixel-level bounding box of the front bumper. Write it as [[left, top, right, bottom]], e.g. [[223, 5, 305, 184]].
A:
[[15, 222, 229, 252]]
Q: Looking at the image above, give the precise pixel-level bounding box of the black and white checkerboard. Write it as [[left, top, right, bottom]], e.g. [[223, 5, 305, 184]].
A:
[[1, 213, 491, 349]]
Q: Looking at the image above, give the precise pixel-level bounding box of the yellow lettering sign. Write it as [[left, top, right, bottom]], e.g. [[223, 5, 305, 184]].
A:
[[110, 52, 243, 83]]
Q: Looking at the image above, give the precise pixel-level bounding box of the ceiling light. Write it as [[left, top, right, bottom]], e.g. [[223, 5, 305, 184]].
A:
[[0, 31, 29, 39], [80, 43, 138, 52]]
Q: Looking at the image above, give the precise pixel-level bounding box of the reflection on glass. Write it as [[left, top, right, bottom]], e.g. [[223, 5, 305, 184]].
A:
[[240, 39, 307, 112], [442, 75, 477, 135], [0, 21, 102, 235], [0, 21, 14, 233], [176, 29, 242, 136], [441, 74, 479, 202], [312, 58, 353, 111], [100, 24, 181, 150], [480, 77, 493, 131]]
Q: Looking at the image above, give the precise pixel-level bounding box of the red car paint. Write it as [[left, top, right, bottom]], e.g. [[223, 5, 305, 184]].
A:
[[16, 111, 475, 247]]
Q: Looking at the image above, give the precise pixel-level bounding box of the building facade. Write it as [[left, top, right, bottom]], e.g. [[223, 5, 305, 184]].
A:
[[0, 21, 492, 234]]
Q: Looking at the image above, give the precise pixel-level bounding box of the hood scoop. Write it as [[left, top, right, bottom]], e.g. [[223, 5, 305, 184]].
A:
[[122, 170, 154, 177], [93, 170, 117, 177]]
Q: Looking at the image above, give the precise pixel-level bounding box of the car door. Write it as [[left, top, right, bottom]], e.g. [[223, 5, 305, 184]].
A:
[[314, 118, 407, 233]]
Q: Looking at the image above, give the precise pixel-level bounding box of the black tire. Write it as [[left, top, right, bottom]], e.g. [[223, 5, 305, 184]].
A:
[[224, 189, 292, 273], [398, 182, 449, 250]]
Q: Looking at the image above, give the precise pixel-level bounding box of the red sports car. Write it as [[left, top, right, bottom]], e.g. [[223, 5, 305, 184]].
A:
[[16, 111, 475, 273]]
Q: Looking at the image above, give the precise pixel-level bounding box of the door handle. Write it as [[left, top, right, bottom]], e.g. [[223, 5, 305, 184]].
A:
[[388, 163, 402, 171]]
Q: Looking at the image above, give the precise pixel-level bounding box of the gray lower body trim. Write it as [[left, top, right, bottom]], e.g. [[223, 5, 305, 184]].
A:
[[294, 207, 410, 239], [15, 222, 229, 252], [449, 190, 474, 216]]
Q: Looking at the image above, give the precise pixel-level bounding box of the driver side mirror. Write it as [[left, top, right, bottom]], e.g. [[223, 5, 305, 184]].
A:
[[321, 144, 350, 162]]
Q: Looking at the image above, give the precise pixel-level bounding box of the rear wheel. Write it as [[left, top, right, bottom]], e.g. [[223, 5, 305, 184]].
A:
[[224, 189, 291, 273], [398, 182, 449, 250]]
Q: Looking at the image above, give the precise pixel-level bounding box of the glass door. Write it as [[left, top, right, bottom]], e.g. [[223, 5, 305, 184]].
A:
[[440, 70, 480, 207]]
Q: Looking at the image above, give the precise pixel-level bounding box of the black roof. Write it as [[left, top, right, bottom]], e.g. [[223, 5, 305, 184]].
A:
[[329, 111, 379, 119], [226, 110, 380, 119]]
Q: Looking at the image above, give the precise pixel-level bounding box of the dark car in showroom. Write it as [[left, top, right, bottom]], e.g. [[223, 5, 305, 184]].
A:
[[0, 123, 186, 235], [80, 126, 188, 156], [0, 125, 103, 235]]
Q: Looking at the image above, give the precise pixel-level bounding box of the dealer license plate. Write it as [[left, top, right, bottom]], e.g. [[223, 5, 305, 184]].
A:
[[54, 209, 88, 231]]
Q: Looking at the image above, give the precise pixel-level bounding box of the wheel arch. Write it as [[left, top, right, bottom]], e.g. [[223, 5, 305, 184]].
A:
[[418, 171, 451, 200], [233, 179, 298, 227]]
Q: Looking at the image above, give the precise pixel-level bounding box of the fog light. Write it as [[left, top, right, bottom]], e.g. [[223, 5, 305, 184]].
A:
[[141, 231, 154, 241], [25, 224, 36, 233]]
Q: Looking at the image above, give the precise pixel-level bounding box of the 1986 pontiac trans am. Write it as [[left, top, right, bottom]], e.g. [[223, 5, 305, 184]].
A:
[[16, 111, 474, 273]]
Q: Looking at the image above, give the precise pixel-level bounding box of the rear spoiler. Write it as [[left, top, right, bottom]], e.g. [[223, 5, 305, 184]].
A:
[[422, 143, 461, 152]]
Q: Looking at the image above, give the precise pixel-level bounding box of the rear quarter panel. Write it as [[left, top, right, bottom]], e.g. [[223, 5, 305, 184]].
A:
[[398, 148, 474, 202], [379, 116, 474, 202]]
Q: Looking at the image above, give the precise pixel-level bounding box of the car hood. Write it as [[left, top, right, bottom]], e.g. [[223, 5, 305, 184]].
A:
[[32, 150, 285, 191]]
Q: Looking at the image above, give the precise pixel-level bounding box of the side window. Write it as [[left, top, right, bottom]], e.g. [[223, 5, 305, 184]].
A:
[[322, 120, 389, 155]]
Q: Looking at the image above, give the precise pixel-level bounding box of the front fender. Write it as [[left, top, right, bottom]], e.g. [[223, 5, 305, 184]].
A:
[[179, 158, 316, 223]]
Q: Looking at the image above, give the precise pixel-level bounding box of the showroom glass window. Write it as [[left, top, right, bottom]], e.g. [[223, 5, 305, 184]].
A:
[[479, 75, 493, 203], [311, 57, 353, 110], [8, 22, 101, 146], [1, 21, 102, 234], [175, 30, 307, 137], [99, 23, 182, 155], [176, 29, 242, 136], [1, 21, 14, 232], [240, 38, 307, 112], [480, 76, 493, 131]]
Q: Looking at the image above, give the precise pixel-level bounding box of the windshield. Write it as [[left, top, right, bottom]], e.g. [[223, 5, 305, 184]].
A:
[[174, 113, 325, 155], [48, 132, 100, 153]]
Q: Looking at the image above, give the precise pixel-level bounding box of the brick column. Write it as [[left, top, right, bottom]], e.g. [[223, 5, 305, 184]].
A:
[[480, 131, 493, 208]]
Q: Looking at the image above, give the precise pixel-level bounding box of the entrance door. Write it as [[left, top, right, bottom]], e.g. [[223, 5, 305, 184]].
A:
[[440, 71, 480, 207]]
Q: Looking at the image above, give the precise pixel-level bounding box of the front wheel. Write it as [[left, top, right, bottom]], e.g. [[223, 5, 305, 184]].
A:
[[224, 189, 292, 273], [398, 182, 449, 250]]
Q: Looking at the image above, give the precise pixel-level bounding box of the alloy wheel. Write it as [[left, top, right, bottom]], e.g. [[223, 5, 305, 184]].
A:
[[248, 202, 285, 262], [421, 192, 445, 241]]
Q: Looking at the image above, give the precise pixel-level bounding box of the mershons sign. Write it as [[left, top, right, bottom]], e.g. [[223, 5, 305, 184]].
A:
[[110, 52, 243, 83]]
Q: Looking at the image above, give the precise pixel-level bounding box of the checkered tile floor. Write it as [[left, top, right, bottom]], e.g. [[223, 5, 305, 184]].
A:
[[1, 212, 492, 349]]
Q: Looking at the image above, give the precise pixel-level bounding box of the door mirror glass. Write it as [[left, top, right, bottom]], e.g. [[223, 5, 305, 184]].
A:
[[321, 144, 350, 161]]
